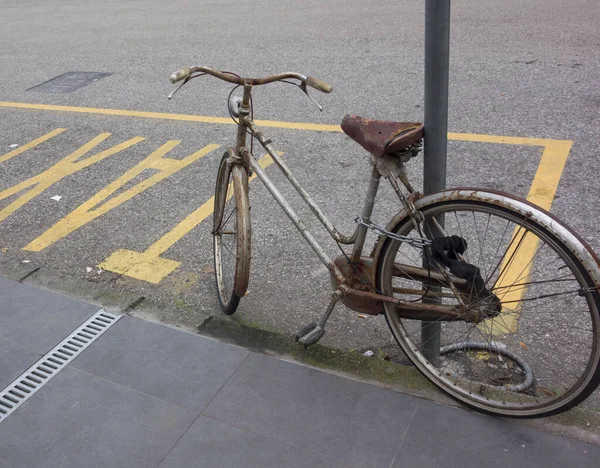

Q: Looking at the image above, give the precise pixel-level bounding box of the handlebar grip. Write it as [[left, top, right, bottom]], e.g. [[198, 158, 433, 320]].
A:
[[170, 67, 192, 84], [305, 76, 333, 93]]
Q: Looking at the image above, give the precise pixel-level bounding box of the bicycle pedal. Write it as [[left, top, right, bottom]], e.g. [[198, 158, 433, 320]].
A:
[[295, 322, 317, 342], [297, 325, 325, 348]]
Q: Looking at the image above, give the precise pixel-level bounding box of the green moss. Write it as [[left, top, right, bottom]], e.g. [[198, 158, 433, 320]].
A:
[[174, 299, 190, 310], [198, 317, 431, 391], [235, 317, 279, 334], [91, 291, 128, 306], [549, 406, 600, 435], [197, 317, 600, 436]]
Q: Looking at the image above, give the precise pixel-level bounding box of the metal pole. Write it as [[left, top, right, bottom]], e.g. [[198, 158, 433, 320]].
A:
[[421, 0, 451, 366]]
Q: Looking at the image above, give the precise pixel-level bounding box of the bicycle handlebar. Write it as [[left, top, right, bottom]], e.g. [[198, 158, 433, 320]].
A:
[[169, 66, 332, 93]]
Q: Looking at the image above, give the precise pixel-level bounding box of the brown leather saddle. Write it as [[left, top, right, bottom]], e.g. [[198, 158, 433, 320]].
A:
[[341, 115, 423, 157]]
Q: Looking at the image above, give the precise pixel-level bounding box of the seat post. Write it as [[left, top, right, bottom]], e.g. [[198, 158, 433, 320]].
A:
[[351, 166, 381, 263]]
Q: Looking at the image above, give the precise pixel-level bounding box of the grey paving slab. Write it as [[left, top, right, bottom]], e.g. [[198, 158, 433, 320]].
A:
[[0, 458, 11, 468], [0, 336, 41, 389], [0, 276, 100, 354], [158, 414, 335, 468], [71, 315, 249, 412], [391, 399, 600, 468], [0, 365, 196, 468], [203, 352, 417, 467]]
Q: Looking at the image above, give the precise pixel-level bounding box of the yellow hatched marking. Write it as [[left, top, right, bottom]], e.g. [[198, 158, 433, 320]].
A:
[[0, 102, 572, 145], [0, 101, 340, 133], [0, 128, 66, 163], [0, 102, 573, 329], [0, 133, 144, 224], [23, 143, 220, 252], [480, 139, 573, 335], [99, 153, 281, 284]]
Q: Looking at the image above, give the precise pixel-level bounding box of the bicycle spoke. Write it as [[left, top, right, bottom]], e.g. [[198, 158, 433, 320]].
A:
[[492, 275, 577, 291], [219, 205, 237, 232], [382, 200, 599, 416], [452, 211, 468, 264], [472, 211, 489, 281], [221, 242, 237, 259], [483, 218, 514, 286]]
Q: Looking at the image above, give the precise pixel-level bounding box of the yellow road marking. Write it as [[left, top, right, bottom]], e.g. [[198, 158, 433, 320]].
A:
[[0, 133, 144, 223], [481, 139, 573, 335], [0, 102, 571, 145], [99, 152, 281, 283], [447, 132, 566, 147], [23, 143, 220, 252], [0, 128, 66, 163], [524, 139, 573, 211], [0, 101, 341, 133], [1, 102, 573, 330]]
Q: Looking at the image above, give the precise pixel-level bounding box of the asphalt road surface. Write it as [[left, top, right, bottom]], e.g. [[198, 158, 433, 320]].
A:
[[1, 0, 599, 406]]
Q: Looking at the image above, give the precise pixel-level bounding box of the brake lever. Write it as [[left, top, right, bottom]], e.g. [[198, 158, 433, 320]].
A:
[[299, 82, 323, 112], [167, 76, 191, 100]]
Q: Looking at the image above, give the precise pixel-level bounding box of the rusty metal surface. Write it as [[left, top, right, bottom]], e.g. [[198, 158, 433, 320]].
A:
[[246, 119, 359, 245], [340, 114, 423, 157], [350, 166, 381, 263], [235, 84, 253, 152], [328, 254, 468, 320], [372, 188, 600, 291], [232, 164, 251, 297], [245, 154, 348, 286], [212, 151, 251, 303], [182, 68, 599, 328], [393, 264, 466, 286], [330, 256, 383, 315], [169, 66, 332, 92], [338, 285, 466, 320]]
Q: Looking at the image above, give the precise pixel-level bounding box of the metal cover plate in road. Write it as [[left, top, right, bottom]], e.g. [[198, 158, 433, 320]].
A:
[[27, 72, 111, 93]]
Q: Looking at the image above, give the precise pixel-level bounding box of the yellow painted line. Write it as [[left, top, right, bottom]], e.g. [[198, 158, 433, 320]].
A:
[[481, 139, 573, 335], [0, 133, 144, 223], [23, 143, 220, 252], [0, 128, 66, 163], [99, 152, 281, 284], [0, 102, 567, 145], [523, 139, 573, 211], [0, 101, 341, 133], [446, 132, 565, 147], [1, 101, 573, 328]]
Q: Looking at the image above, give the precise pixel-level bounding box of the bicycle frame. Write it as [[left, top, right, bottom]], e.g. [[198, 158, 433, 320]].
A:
[[234, 84, 375, 277], [173, 67, 600, 418], [232, 83, 465, 320]]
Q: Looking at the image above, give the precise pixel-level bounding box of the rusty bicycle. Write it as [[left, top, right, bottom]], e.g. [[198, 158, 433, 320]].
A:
[[169, 66, 600, 418]]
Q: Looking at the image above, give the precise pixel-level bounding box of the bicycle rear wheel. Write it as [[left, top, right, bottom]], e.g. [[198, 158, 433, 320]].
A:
[[213, 153, 251, 315], [376, 191, 600, 418]]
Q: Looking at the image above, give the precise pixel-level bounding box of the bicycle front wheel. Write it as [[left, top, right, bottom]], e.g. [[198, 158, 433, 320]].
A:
[[213, 153, 251, 315], [376, 191, 600, 418]]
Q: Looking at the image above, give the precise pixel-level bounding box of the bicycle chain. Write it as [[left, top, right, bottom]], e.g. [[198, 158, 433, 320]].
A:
[[355, 216, 431, 248]]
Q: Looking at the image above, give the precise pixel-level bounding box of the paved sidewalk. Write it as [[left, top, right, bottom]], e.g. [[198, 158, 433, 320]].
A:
[[0, 276, 599, 468]]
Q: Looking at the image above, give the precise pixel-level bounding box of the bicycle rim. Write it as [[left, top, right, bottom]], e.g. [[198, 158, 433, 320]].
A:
[[213, 156, 250, 315], [378, 199, 600, 417]]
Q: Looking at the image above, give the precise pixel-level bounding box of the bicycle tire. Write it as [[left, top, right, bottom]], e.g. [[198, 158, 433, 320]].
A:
[[213, 153, 251, 315], [376, 190, 600, 418]]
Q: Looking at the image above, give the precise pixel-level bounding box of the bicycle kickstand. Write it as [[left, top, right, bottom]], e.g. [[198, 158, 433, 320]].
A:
[[295, 289, 342, 348]]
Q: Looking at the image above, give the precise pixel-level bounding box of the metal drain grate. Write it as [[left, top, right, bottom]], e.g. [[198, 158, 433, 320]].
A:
[[27, 71, 111, 93], [0, 309, 121, 424]]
